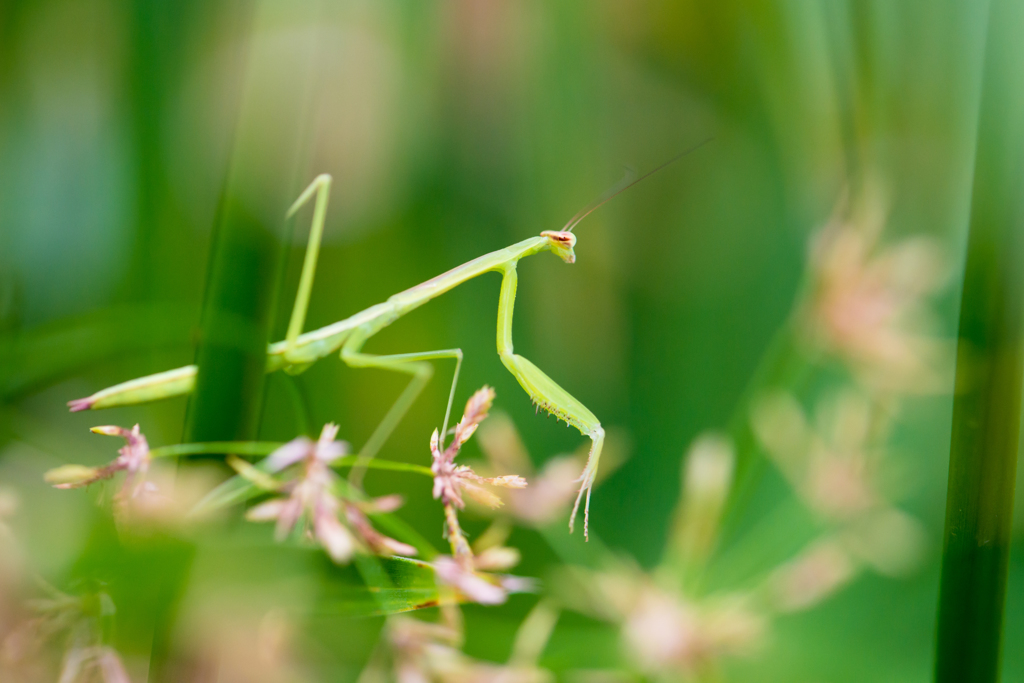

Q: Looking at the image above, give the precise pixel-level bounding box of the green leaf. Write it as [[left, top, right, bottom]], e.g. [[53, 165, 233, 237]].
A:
[[315, 555, 453, 617]]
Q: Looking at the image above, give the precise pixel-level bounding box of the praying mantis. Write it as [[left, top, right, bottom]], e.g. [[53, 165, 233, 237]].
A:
[[67, 144, 708, 538]]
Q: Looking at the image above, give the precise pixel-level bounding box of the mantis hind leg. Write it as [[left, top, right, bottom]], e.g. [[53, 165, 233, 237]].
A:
[[341, 331, 463, 487], [494, 264, 604, 539]]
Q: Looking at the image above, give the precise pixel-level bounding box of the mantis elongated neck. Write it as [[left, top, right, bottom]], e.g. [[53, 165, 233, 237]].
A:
[[386, 235, 548, 314]]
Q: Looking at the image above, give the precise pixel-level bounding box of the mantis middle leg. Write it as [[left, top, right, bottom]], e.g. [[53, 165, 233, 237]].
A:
[[494, 264, 604, 539], [341, 330, 464, 487], [284, 173, 332, 357]]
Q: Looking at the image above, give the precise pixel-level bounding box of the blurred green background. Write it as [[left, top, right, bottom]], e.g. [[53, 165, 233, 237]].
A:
[[0, 1, 1020, 681]]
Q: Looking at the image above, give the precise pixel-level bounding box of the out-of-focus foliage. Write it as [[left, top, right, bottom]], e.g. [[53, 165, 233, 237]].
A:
[[1, 1, 1020, 681]]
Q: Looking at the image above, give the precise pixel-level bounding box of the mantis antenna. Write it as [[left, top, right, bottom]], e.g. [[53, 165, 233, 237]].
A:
[[563, 137, 714, 233]]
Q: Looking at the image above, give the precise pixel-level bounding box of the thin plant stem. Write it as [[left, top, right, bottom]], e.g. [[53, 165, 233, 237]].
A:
[[935, 1, 1024, 679], [149, 441, 434, 477], [444, 504, 472, 561], [281, 373, 313, 436], [695, 321, 809, 553]]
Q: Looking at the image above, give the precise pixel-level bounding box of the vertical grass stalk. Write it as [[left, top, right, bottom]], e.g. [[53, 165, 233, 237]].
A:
[[935, 1, 1024, 679], [184, 4, 322, 442], [150, 4, 323, 681]]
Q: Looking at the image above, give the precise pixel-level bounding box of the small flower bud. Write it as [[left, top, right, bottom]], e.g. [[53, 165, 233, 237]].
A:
[[474, 546, 521, 571], [768, 539, 855, 612], [452, 387, 495, 449], [89, 425, 127, 437], [485, 475, 528, 489], [44, 465, 104, 488], [245, 499, 287, 522], [460, 482, 504, 509], [315, 512, 356, 564], [433, 556, 507, 605]]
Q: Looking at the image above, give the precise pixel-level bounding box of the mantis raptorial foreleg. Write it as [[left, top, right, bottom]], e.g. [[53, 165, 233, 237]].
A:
[[341, 331, 464, 486], [494, 264, 604, 538]]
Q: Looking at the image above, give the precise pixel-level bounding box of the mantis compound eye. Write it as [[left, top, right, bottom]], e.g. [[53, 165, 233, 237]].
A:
[[540, 230, 577, 264]]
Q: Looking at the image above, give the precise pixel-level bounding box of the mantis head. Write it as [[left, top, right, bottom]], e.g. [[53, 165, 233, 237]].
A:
[[540, 230, 577, 264]]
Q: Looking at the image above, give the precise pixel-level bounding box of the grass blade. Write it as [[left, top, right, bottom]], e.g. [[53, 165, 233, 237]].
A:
[[935, 2, 1024, 679]]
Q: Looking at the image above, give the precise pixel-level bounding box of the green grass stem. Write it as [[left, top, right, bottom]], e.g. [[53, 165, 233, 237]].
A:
[[935, 2, 1024, 679]]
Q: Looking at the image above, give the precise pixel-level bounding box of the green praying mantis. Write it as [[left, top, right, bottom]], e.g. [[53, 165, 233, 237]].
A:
[[68, 144, 708, 538]]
